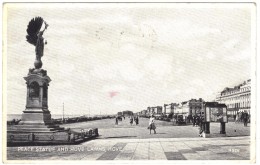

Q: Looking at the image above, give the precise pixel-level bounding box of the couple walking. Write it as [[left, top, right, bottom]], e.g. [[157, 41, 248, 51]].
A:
[[148, 115, 156, 134], [130, 116, 139, 125]]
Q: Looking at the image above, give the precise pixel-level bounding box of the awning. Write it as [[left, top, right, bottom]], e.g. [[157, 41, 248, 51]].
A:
[[227, 108, 239, 111]]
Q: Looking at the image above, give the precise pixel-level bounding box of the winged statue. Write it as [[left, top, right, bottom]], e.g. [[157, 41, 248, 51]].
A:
[[26, 17, 48, 69]]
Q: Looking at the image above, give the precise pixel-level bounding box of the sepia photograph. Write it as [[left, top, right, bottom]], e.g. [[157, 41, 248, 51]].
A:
[[2, 2, 257, 163]]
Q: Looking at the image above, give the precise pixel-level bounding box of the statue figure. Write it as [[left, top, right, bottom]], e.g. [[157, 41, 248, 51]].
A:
[[26, 17, 48, 70]]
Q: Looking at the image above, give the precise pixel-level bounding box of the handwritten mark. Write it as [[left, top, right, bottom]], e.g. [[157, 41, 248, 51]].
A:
[[109, 91, 119, 98]]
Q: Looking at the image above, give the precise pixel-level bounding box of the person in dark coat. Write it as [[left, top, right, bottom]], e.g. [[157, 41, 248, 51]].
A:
[[192, 115, 196, 127], [196, 116, 200, 127], [130, 116, 133, 126], [115, 116, 118, 125], [135, 116, 139, 125], [243, 112, 248, 127]]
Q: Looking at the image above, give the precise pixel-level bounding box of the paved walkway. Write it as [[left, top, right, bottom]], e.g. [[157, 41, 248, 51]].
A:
[[7, 136, 251, 160], [62, 118, 250, 139], [6, 118, 252, 161]]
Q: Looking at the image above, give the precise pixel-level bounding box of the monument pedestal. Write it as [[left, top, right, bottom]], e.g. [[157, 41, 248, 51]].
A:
[[19, 69, 52, 125]]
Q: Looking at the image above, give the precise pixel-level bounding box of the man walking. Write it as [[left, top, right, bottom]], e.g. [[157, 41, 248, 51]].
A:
[[192, 115, 196, 127], [115, 116, 118, 125], [243, 111, 248, 127], [195, 115, 200, 127], [135, 116, 139, 125]]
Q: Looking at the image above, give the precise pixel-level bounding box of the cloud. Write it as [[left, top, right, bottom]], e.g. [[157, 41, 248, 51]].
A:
[[191, 79, 205, 87], [176, 67, 186, 75], [118, 43, 148, 61], [223, 39, 239, 49], [225, 47, 251, 62], [144, 55, 173, 79], [118, 61, 144, 81], [143, 18, 221, 47], [90, 64, 118, 80], [113, 99, 132, 106], [196, 56, 203, 62], [206, 52, 216, 60], [102, 84, 128, 93], [90, 59, 143, 82]]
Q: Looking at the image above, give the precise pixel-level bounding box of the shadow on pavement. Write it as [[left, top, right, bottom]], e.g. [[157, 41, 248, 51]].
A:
[[100, 136, 137, 139]]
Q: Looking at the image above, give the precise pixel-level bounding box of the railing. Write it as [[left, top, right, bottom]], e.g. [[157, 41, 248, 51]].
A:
[[52, 115, 115, 124], [7, 116, 115, 125]]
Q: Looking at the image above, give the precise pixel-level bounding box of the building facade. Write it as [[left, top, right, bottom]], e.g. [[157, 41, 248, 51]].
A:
[[216, 79, 251, 114], [180, 98, 204, 116], [146, 106, 163, 115], [140, 110, 147, 116], [163, 103, 177, 114], [117, 112, 123, 116], [151, 106, 163, 115], [122, 110, 133, 117]]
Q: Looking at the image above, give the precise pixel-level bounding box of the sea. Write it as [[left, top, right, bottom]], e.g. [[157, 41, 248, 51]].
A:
[[6, 113, 115, 121], [6, 114, 94, 121]]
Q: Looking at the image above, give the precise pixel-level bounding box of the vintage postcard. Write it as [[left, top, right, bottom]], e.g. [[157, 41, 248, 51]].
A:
[[2, 2, 257, 163]]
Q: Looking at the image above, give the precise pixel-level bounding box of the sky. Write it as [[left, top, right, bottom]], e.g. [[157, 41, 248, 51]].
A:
[[4, 3, 254, 115]]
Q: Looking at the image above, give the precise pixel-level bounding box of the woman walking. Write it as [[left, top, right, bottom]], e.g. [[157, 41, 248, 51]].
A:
[[130, 116, 133, 126], [148, 115, 156, 134], [235, 112, 239, 123]]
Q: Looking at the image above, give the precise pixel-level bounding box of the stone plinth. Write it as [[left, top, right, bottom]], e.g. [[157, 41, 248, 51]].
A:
[[7, 127, 99, 146], [20, 69, 51, 125]]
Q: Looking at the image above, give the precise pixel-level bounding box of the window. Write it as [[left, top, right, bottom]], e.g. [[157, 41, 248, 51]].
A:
[[29, 81, 39, 98]]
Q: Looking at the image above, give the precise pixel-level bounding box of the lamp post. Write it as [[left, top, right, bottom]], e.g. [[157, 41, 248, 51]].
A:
[[88, 105, 90, 118], [62, 102, 65, 123]]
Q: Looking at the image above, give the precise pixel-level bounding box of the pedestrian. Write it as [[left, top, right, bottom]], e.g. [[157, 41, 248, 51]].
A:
[[135, 116, 139, 125], [188, 115, 192, 123], [130, 116, 133, 126], [198, 125, 204, 137], [243, 112, 248, 127], [241, 112, 244, 123], [197, 116, 203, 137], [148, 115, 156, 134], [115, 116, 118, 125], [195, 116, 200, 127], [235, 112, 240, 123], [192, 115, 196, 127]]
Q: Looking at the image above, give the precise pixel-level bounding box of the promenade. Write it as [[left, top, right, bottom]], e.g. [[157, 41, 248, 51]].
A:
[[6, 118, 251, 160]]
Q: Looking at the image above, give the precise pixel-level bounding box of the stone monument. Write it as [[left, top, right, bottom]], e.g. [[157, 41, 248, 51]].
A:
[[7, 17, 98, 146], [21, 17, 51, 125]]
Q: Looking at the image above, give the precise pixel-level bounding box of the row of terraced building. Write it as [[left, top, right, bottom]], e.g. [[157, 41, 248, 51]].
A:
[[137, 79, 251, 117]]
